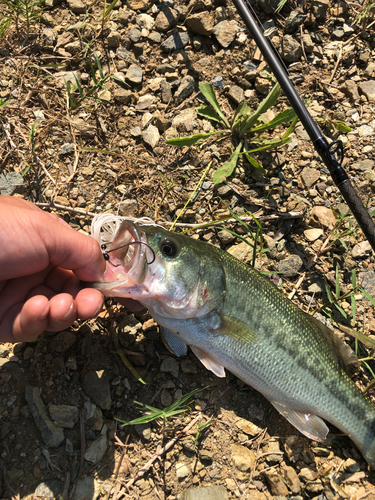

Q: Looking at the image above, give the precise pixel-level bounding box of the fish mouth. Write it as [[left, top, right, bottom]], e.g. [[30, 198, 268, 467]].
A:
[[94, 220, 151, 293]]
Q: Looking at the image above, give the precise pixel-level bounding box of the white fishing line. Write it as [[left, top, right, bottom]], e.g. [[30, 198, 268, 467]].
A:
[[91, 213, 165, 245]]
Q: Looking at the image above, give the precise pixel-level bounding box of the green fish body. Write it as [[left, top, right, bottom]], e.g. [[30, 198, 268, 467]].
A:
[[91, 216, 375, 468]]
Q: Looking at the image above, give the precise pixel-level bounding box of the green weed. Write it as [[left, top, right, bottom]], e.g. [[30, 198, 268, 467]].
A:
[[117, 387, 206, 427], [0, 0, 44, 40], [166, 81, 298, 184]]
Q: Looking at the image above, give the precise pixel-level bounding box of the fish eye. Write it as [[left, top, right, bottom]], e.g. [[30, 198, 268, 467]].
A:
[[160, 240, 178, 258]]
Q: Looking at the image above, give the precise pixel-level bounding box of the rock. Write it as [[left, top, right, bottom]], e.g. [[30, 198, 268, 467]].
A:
[[301, 166, 320, 188], [263, 440, 283, 464], [107, 31, 120, 48], [339, 80, 359, 101], [217, 230, 236, 245], [50, 331, 76, 352], [127, 0, 150, 10], [161, 32, 190, 51], [59, 143, 74, 155], [42, 28, 57, 46], [0, 172, 24, 196], [227, 85, 244, 104], [182, 485, 228, 500], [212, 20, 239, 48], [359, 80, 375, 102], [302, 33, 314, 53], [298, 467, 317, 481], [309, 206, 336, 230], [134, 423, 151, 440], [35, 480, 65, 498], [67, 0, 87, 14], [160, 357, 179, 378], [174, 75, 195, 105], [84, 434, 107, 463], [352, 159, 374, 171], [136, 13, 154, 30], [352, 240, 372, 259], [126, 64, 142, 84], [186, 12, 215, 35], [312, 0, 330, 18], [25, 386, 65, 448], [357, 125, 374, 137], [285, 9, 306, 33], [0, 345, 10, 358], [227, 241, 253, 264], [176, 463, 190, 479], [82, 370, 112, 410], [231, 443, 256, 472], [281, 466, 301, 494], [142, 124, 160, 148], [160, 388, 172, 407], [264, 470, 289, 496], [113, 88, 132, 104], [278, 255, 303, 277], [359, 271, 375, 301], [305, 480, 324, 494], [161, 80, 172, 103], [74, 477, 100, 500], [212, 76, 224, 89], [255, 77, 272, 94], [304, 228, 323, 242], [49, 404, 79, 428], [235, 417, 262, 436], [154, 6, 178, 31], [281, 35, 302, 63]]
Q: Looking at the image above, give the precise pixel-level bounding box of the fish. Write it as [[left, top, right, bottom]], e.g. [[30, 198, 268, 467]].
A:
[[90, 214, 375, 468]]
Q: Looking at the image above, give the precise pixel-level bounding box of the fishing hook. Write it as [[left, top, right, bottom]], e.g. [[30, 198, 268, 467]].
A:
[[101, 241, 156, 266]]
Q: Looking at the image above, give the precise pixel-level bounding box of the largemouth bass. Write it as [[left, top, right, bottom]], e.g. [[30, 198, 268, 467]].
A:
[[90, 214, 375, 468]]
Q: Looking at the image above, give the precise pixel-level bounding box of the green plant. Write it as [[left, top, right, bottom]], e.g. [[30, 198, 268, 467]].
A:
[[65, 52, 124, 110], [356, 0, 375, 22], [101, 0, 118, 31], [166, 81, 298, 184], [316, 115, 352, 135], [0, 0, 44, 40], [218, 199, 268, 268], [117, 387, 206, 427]]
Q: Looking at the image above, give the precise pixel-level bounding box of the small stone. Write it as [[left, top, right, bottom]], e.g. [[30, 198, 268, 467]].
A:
[[227, 241, 253, 263], [118, 199, 138, 216], [50, 331, 76, 352], [82, 370, 112, 410], [154, 6, 178, 31], [312, 0, 330, 18], [212, 20, 239, 48], [114, 88, 132, 104], [281, 466, 301, 494], [84, 434, 107, 463], [227, 85, 244, 104], [212, 76, 224, 89], [308, 282, 324, 293], [134, 423, 151, 440], [285, 9, 306, 33], [107, 31, 120, 48], [298, 467, 318, 481], [263, 470, 289, 496], [278, 255, 303, 277], [142, 124, 160, 148], [352, 159, 374, 171], [301, 167, 320, 188], [126, 64, 142, 84], [0, 172, 24, 196], [309, 206, 336, 230], [160, 388, 172, 407], [339, 80, 360, 101], [181, 359, 197, 374], [174, 75, 195, 105], [359, 80, 375, 102], [304, 228, 323, 242], [236, 417, 262, 436], [281, 35, 302, 63], [343, 458, 361, 473], [74, 477, 100, 500], [263, 440, 283, 464], [255, 77, 272, 95], [160, 357, 179, 378], [186, 12, 215, 35], [136, 13, 154, 30], [161, 32, 190, 52], [35, 480, 64, 498], [218, 230, 236, 245], [67, 0, 87, 14], [25, 386, 65, 448], [49, 404, 79, 428], [182, 485, 228, 500], [357, 125, 374, 137], [59, 143, 74, 155], [352, 241, 372, 259], [176, 463, 190, 479], [231, 443, 256, 472], [305, 480, 324, 494]]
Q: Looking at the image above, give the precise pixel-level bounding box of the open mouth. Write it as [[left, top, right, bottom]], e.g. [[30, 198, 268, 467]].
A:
[[102, 221, 150, 284]]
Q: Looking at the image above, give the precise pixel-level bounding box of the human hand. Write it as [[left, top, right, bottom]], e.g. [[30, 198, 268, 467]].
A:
[[0, 196, 119, 343]]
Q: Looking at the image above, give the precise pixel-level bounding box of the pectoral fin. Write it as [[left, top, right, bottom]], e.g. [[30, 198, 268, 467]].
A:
[[213, 315, 257, 343], [190, 346, 226, 378], [160, 327, 188, 357], [271, 401, 329, 442]]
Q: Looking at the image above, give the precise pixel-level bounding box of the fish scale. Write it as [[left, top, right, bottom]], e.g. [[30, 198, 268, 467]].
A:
[[91, 218, 375, 468]]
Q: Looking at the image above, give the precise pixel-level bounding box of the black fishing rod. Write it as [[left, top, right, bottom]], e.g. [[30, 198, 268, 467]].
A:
[[232, 0, 375, 252]]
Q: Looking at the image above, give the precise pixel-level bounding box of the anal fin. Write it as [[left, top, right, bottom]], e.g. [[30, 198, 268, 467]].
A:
[[271, 401, 329, 442], [190, 346, 226, 378]]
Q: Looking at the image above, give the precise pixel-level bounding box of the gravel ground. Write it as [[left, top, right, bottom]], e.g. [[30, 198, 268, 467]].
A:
[[1, 0, 375, 498]]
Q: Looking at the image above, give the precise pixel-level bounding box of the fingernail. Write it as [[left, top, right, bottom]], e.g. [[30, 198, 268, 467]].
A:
[[62, 303, 75, 321], [39, 304, 50, 320], [93, 297, 105, 318]]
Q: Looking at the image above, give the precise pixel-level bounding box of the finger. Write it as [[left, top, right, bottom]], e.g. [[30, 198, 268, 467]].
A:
[[75, 288, 104, 319], [5, 296, 50, 343], [44, 293, 77, 332]]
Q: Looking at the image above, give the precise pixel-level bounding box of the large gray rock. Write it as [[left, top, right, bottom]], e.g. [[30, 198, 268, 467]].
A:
[[174, 75, 195, 104], [154, 6, 178, 31], [359, 80, 375, 102], [161, 32, 190, 51], [212, 20, 239, 48], [82, 370, 112, 410], [281, 35, 302, 63], [185, 11, 215, 35]]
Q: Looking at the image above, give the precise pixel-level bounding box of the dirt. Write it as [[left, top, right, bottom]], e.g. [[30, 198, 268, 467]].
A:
[[1, 0, 375, 498]]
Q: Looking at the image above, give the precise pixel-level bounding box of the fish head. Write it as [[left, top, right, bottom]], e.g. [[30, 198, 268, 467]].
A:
[[92, 219, 226, 319]]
